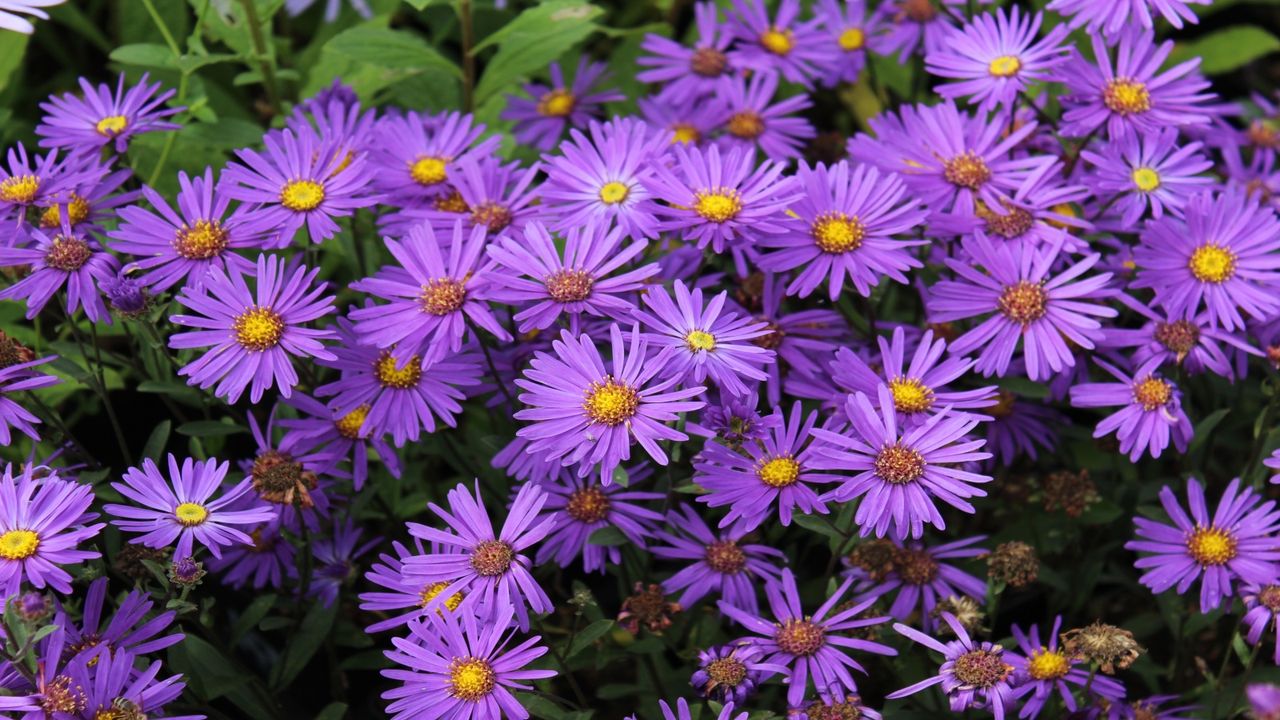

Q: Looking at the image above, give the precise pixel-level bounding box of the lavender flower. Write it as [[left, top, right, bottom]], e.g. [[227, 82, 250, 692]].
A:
[[713, 72, 815, 160], [310, 519, 380, 607], [1241, 582, 1280, 665], [844, 535, 987, 631], [502, 58, 623, 151], [925, 8, 1070, 112], [0, 357, 60, 446], [1080, 127, 1214, 227], [1069, 358, 1193, 461], [0, 227, 119, 322], [369, 110, 498, 207], [1047, 0, 1207, 35], [37, 73, 181, 154], [638, 2, 737, 103], [1007, 615, 1126, 717], [0, 463, 102, 598], [726, 0, 828, 87], [536, 474, 663, 573], [690, 643, 783, 704], [888, 613, 1018, 716]]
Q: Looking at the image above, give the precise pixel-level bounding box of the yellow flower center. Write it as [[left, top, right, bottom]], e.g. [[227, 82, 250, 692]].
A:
[[811, 212, 866, 254], [760, 27, 794, 55], [0, 174, 39, 204], [435, 190, 470, 214], [584, 378, 640, 426], [173, 219, 230, 260], [280, 179, 325, 211], [448, 657, 497, 701], [1187, 244, 1236, 283], [374, 352, 423, 390], [40, 194, 91, 228], [419, 581, 464, 611], [420, 278, 467, 315], [998, 281, 1048, 325], [874, 443, 925, 484], [1132, 376, 1173, 410], [545, 269, 595, 302], [943, 152, 992, 190], [774, 618, 825, 656], [537, 89, 576, 117], [174, 502, 209, 527], [838, 27, 866, 51], [410, 156, 449, 186], [694, 189, 742, 223], [599, 181, 630, 205], [96, 115, 128, 136], [988, 55, 1022, 78], [1103, 78, 1152, 115], [889, 377, 934, 414], [1131, 167, 1161, 192], [233, 307, 285, 351], [335, 404, 370, 439], [1186, 526, 1236, 566], [671, 124, 700, 145], [685, 329, 717, 352], [565, 486, 611, 523], [758, 456, 801, 488], [727, 111, 765, 140], [0, 529, 39, 560], [1027, 648, 1071, 680]]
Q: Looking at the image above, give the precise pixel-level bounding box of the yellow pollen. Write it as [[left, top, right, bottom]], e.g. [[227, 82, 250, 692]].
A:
[[758, 456, 801, 488], [1187, 244, 1236, 284], [998, 281, 1048, 325], [435, 190, 470, 214], [0, 174, 39, 204], [988, 55, 1022, 78], [1131, 376, 1173, 411], [335, 404, 370, 439], [280, 179, 325, 211], [537, 89, 576, 117], [584, 378, 639, 425], [889, 377, 934, 414], [375, 352, 423, 390], [44, 235, 92, 271], [874, 443, 925, 484], [838, 27, 866, 51], [727, 111, 765, 140], [599, 181, 630, 205], [448, 658, 497, 701], [96, 115, 128, 136], [1027, 648, 1071, 680], [1132, 167, 1161, 192], [1103, 78, 1152, 115], [694, 189, 742, 223], [671, 124, 700, 145], [545, 269, 594, 302], [0, 529, 39, 560], [410, 156, 449, 186], [173, 219, 230, 260], [944, 152, 992, 190], [420, 581, 464, 611], [811, 212, 866, 254], [420, 278, 467, 315], [1186, 526, 1236, 566], [174, 502, 209, 527], [40, 194, 91, 228], [760, 28, 794, 55], [685, 329, 717, 352], [233, 307, 284, 351], [565, 486, 611, 523]]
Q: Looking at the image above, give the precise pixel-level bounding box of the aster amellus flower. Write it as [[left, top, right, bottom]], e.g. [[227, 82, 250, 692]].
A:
[[1080, 127, 1214, 227], [638, 1, 737, 103], [690, 643, 782, 705], [726, 0, 829, 87], [0, 356, 59, 446], [889, 613, 1018, 716], [0, 463, 103, 597], [502, 58, 624, 151], [713, 72, 815, 161], [37, 73, 181, 154], [843, 535, 988, 631], [1241, 582, 1280, 665], [814, 0, 877, 87], [1069, 358, 1193, 462], [1048, 0, 1208, 35], [1007, 615, 1125, 718], [535, 473, 663, 573], [0, 226, 120, 323], [369, 110, 498, 207]]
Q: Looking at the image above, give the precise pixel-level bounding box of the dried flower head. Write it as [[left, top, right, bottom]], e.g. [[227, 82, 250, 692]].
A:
[[1061, 621, 1145, 674], [985, 541, 1039, 588], [618, 582, 682, 635], [1041, 469, 1099, 517], [930, 595, 987, 637]]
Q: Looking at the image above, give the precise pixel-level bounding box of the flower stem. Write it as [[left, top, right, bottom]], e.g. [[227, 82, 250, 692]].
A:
[[237, 0, 282, 116]]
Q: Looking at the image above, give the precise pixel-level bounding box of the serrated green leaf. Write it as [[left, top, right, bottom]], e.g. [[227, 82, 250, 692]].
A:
[[473, 0, 602, 105], [1169, 27, 1280, 75]]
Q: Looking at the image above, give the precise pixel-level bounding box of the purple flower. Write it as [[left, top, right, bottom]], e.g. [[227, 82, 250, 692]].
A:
[[758, 160, 926, 300], [925, 8, 1070, 112], [515, 324, 706, 484], [690, 643, 784, 704], [104, 454, 274, 561], [33, 161, 135, 235], [1249, 684, 1280, 720], [844, 535, 987, 631], [58, 577, 183, 661], [361, 538, 469, 633], [1007, 615, 1126, 718], [644, 699, 747, 720], [169, 253, 337, 404], [726, 0, 829, 87], [980, 390, 1063, 465], [311, 518, 380, 607], [1069, 358, 1192, 461], [720, 568, 896, 706], [381, 597, 555, 720], [286, 0, 372, 22], [639, 94, 720, 146], [1267, 450, 1280, 484], [1047, 0, 1207, 35], [811, 387, 992, 540], [0, 1, 64, 34], [0, 463, 102, 598], [0, 227, 119, 322], [638, 2, 738, 103], [487, 220, 657, 334], [888, 613, 1018, 716], [535, 473, 663, 573], [874, 0, 978, 62], [713, 73, 814, 160], [1101, 295, 1261, 379], [1080, 127, 1214, 227], [205, 513, 296, 590], [1241, 582, 1280, 665], [369, 111, 498, 207], [37, 73, 181, 154], [687, 391, 781, 447], [1125, 477, 1280, 613], [67, 649, 196, 720], [0, 144, 90, 228], [928, 235, 1116, 381], [0, 357, 59, 446], [403, 482, 555, 631], [651, 503, 785, 615], [502, 58, 624, 151], [813, 0, 877, 87], [279, 391, 400, 491]]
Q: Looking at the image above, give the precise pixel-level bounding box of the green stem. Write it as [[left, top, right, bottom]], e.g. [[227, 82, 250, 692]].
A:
[[237, 0, 282, 115], [139, 0, 183, 57], [457, 0, 476, 113], [533, 615, 588, 709]]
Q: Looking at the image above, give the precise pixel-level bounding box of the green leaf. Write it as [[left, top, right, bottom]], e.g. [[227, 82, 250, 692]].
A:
[[473, 0, 603, 106], [231, 593, 277, 645], [325, 26, 461, 76], [110, 43, 179, 70], [403, 0, 446, 8], [0, 34, 29, 95], [316, 703, 348, 720], [587, 526, 626, 546], [142, 420, 172, 461], [272, 601, 338, 689], [177, 420, 244, 438], [567, 619, 614, 658], [1169, 27, 1280, 75]]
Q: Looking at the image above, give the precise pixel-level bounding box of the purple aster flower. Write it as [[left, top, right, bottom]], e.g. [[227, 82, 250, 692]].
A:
[[486, 220, 659, 334], [169, 253, 337, 404], [280, 391, 400, 491], [695, 401, 841, 532], [691, 642, 784, 705], [1059, 29, 1215, 139], [502, 58, 624, 151], [889, 613, 1017, 716], [874, 0, 982, 63], [535, 473, 663, 573], [1069, 357, 1192, 461], [58, 576, 183, 661], [651, 503, 785, 615], [636, 280, 774, 397], [1081, 127, 1214, 227], [369, 111, 498, 207], [101, 271, 149, 316], [104, 454, 274, 561], [1133, 187, 1280, 332], [1249, 685, 1280, 720], [33, 161, 134, 235], [1267, 450, 1280, 484], [242, 410, 335, 527], [844, 535, 987, 631], [928, 235, 1116, 381], [1241, 582, 1280, 665], [726, 0, 829, 87], [638, 2, 738, 103], [0, 463, 102, 598], [639, 94, 720, 146], [349, 220, 509, 368], [403, 482, 555, 631], [720, 568, 896, 706], [812, 387, 992, 540], [361, 538, 470, 633], [67, 648, 197, 720], [1101, 295, 1261, 379], [540, 117, 665, 240], [1125, 477, 1280, 613], [980, 390, 1063, 465], [713, 73, 815, 161], [381, 597, 555, 720], [0, 627, 85, 717], [0, 144, 93, 229], [0, 1, 64, 34], [204, 513, 296, 590], [746, 274, 850, 403], [219, 128, 377, 246], [646, 698, 747, 720], [762, 160, 926, 301], [109, 168, 271, 291], [0, 226, 119, 322], [37, 73, 181, 154], [515, 324, 706, 484], [1047, 0, 1207, 35], [813, 0, 878, 87], [0, 357, 60, 446], [310, 518, 380, 608], [1007, 615, 1126, 718], [687, 391, 781, 447], [381, 156, 541, 240], [925, 8, 1070, 112]]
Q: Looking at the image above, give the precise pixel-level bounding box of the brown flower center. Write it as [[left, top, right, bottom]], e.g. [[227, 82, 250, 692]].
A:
[[251, 450, 318, 508], [420, 278, 467, 315], [1258, 585, 1280, 612], [565, 486, 611, 523], [896, 547, 939, 585], [704, 540, 747, 574], [1154, 320, 1200, 356], [174, 219, 230, 260], [546, 269, 595, 303], [874, 443, 925, 484], [997, 281, 1048, 325], [775, 619, 825, 656], [691, 47, 728, 77], [44, 235, 92, 271], [469, 540, 515, 577], [951, 649, 1013, 688], [727, 111, 765, 140], [943, 152, 991, 190], [471, 202, 513, 233], [705, 657, 747, 687]]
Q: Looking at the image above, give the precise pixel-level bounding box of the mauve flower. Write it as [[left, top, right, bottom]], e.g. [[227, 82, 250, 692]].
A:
[[502, 58, 624, 151], [712, 72, 815, 160], [888, 613, 1018, 716], [0, 357, 60, 446], [651, 503, 785, 615], [0, 463, 102, 598], [37, 73, 181, 154], [1069, 357, 1192, 461], [0, 1, 64, 34], [1047, 0, 1207, 35], [0, 226, 119, 323], [369, 110, 499, 207], [639, 2, 738, 103], [725, 0, 830, 87], [1080, 127, 1214, 227]]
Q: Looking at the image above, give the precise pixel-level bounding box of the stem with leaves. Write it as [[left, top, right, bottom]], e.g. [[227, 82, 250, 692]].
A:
[[238, 0, 282, 116]]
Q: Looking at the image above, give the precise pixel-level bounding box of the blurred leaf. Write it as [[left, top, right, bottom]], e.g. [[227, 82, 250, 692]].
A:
[[567, 619, 614, 658], [473, 0, 603, 106], [110, 43, 179, 70], [272, 601, 338, 689], [1079, 499, 1123, 525], [325, 27, 460, 76], [0, 35, 29, 95], [177, 420, 244, 437], [588, 526, 626, 546], [403, 0, 447, 8], [142, 420, 172, 461], [1169, 26, 1280, 75], [316, 703, 348, 720], [232, 593, 277, 644]]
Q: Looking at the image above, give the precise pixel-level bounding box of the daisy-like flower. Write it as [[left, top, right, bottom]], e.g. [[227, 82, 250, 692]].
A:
[[220, 128, 378, 246], [310, 519, 380, 607], [925, 7, 1070, 112], [759, 160, 926, 300], [104, 455, 274, 561], [688, 392, 782, 447], [1133, 187, 1280, 332], [0, 463, 103, 597], [0, 627, 86, 717], [650, 503, 785, 615], [874, 0, 985, 62], [720, 568, 896, 707], [109, 167, 272, 291], [385, 156, 541, 240], [750, 274, 849, 405], [0, 1, 64, 34], [169, 252, 337, 404], [279, 392, 401, 491], [515, 324, 706, 484], [381, 597, 555, 720], [31, 161, 134, 235], [0, 227, 119, 323], [695, 402, 842, 532], [1268, 450, 1280, 484], [0, 357, 59, 446], [1242, 582, 1280, 665], [66, 649, 194, 720], [204, 513, 296, 590], [370, 111, 498, 207], [486, 221, 658, 333], [1069, 358, 1192, 461], [639, 94, 719, 146], [535, 473, 663, 573], [928, 235, 1116, 381], [361, 538, 465, 633], [502, 58, 624, 151], [1126, 477, 1280, 613], [812, 387, 993, 540], [690, 643, 783, 704], [1101, 295, 1261, 380], [713, 73, 815, 161], [1007, 615, 1126, 718], [37, 73, 181, 154], [0, 144, 86, 227], [814, 0, 877, 87], [888, 613, 1018, 716], [1048, 0, 1207, 35], [726, 0, 829, 87], [844, 535, 987, 630], [403, 482, 555, 630], [350, 220, 510, 368], [981, 390, 1063, 465], [1060, 29, 1215, 140], [539, 118, 665, 240], [639, 2, 737, 103], [1081, 127, 1214, 227], [58, 577, 183, 661], [642, 698, 747, 720], [1248, 688, 1280, 720], [637, 281, 773, 397]]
